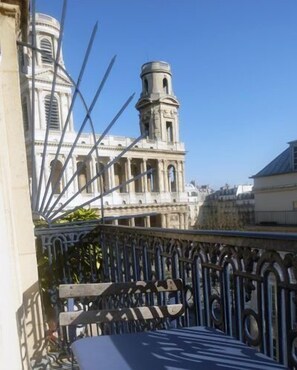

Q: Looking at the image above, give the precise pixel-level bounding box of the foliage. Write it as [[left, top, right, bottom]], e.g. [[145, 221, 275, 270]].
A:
[[35, 208, 102, 327], [60, 208, 98, 223]]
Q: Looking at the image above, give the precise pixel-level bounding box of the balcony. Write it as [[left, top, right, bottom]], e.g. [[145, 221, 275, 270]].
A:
[[35, 223, 297, 369]]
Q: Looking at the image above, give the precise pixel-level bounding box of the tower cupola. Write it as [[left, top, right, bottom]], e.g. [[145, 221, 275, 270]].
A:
[[140, 61, 174, 98]]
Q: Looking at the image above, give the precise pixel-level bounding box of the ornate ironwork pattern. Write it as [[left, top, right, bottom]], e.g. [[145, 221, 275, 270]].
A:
[[36, 224, 297, 368], [98, 225, 297, 369]]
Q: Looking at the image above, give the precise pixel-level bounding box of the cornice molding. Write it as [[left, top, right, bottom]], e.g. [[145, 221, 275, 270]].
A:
[[0, 1, 29, 41]]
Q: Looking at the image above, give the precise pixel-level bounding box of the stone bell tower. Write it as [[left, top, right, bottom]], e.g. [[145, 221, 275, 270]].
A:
[[135, 61, 180, 143], [20, 13, 74, 134]]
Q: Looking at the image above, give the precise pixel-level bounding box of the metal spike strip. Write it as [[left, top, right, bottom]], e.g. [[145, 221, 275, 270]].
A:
[[49, 168, 154, 223], [39, 22, 98, 214], [46, 133, 144, 220], [42, 55, 117, 212], [35, 0, 68, 212]]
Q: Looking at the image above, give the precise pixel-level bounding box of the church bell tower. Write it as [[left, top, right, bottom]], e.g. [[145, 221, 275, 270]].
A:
[[135, 61, 180, 143]]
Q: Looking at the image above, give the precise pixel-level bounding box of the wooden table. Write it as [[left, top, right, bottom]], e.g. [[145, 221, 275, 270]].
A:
[[71, 326, 288, 370]]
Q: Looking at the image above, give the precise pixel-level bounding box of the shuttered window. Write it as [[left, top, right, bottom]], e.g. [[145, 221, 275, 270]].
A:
[[40, 38, 53, 64], [45, 95, 60, 130]]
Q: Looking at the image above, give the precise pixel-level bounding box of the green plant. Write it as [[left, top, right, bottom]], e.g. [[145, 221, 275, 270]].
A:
[[35, 208, 103, 336]]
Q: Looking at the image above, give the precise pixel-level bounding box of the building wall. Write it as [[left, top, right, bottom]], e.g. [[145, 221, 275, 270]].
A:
[[0, 2, 45, 369], [196, 185, 254, 229], [254, 174, 297, 211]]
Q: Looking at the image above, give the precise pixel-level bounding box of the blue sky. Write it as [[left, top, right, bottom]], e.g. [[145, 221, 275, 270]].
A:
[[36, 0, 297, 190]]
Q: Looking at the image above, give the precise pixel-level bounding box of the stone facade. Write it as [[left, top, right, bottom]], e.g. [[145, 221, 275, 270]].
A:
[[0, 1, 45, 369], [185, 183, 213, 228], [20, 13, 188, 228], [195, 185, 254, 229], [252, 140, 297, 225]]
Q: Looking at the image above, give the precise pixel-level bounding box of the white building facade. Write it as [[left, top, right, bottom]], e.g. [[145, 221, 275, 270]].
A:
[[20, 13, 188, 229]]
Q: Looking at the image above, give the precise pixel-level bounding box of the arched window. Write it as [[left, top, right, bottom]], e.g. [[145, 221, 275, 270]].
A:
[[45, 95, 60, 130], [168, 165, 177, 192], [77, 161, 91, 193], [114, 163, 126, 193], [96, 162, 109, 192], [147, 162, 158, 192], [163, 78, 169, 94], [40, 38, 53, 64], [50, 160, 63, 194], [131, 162, 142, 193]]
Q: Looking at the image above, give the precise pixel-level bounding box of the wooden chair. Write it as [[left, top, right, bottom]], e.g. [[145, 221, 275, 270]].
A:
[[59, 278, 184, 348]]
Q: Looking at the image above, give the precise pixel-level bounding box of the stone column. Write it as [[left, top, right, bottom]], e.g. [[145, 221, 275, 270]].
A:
[[161, 213, 167, 228], [35, 89, 43, 129], [157, 159, 163, 192], [175, 161, 180, 193], [181, 161, 185, 192], [179, 212, 187, 229], [183, 212, 188, 230], [130, 217, 135, 227], [91, 156, 98, 193], [109, 157, 115, 189], [163, 160, 169, 192], [37, 89, 45, 129], [165, 214, 170, 228], [72, 155, 78, 193], [145, 215, 151, 228], [126, 157, 132, 193], [141, 159, 147, 193], [177, 161, 183, 194]]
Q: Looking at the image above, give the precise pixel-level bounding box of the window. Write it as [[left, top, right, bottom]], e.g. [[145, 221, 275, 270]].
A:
[[131, 162, 141, 193], [144, 78, 148, 94], [96, 162, 109, 192], [163, 78, 169, 94], [77, 161, 91, 193], [114, 163, 126, 193], [168, 165, 177, 192], [147, 161, 158, 192], [143, 121, 149, 137], [22, 98, 29, 131], [40, 38, 53, 64], [166, 121, 173, 143], [45, 95, 60, 130]]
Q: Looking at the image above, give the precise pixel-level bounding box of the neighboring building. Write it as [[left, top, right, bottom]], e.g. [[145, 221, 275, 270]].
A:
[[252, 140, 297, 225], [196, 184, 254, 229], [20, 13, 188, 229], [185, 183, 213, 228]]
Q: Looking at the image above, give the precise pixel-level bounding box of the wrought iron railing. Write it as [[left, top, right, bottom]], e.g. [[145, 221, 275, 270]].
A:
[[35, 223, 297, 368]]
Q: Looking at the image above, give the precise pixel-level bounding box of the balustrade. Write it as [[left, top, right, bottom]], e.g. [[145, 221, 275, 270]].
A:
[[35, 223, 297, 368]]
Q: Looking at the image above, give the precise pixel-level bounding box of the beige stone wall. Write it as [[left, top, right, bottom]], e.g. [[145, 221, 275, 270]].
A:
[[254, 172, 297, 189], [0, 2, 45, 369], [254, 173, 297, 212]]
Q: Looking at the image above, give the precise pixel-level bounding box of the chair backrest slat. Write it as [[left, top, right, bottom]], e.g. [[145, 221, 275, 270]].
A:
[[59, 279, 184, 339], [59, 278, 183, 299], [59, 303, 184, 326]]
